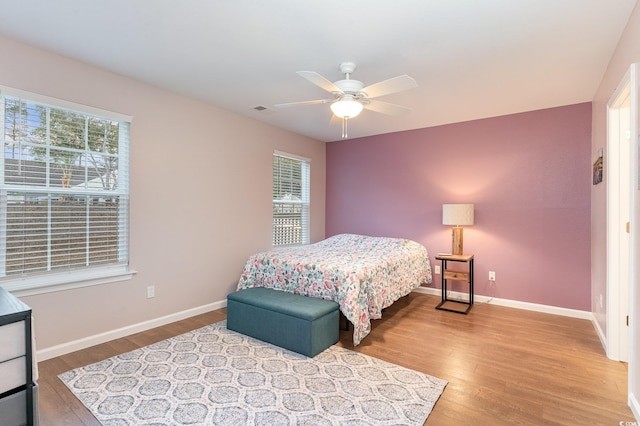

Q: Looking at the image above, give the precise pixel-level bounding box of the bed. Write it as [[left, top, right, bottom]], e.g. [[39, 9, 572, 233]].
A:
[[237, 233, 432, 345]]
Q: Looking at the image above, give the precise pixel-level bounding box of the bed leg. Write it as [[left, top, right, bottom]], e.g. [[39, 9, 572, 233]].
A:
[[339, 312, 350, 331]]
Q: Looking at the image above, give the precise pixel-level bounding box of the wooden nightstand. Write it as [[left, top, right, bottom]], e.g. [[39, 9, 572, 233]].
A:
[[435, 254, 474, 314]]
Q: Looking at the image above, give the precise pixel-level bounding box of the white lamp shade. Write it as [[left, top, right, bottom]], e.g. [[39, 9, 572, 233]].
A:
[[330, 96, 364, 118], [443, 204, 474, 226]]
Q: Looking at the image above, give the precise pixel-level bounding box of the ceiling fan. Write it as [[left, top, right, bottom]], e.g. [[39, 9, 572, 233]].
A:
[[274, 62, 418, 138]]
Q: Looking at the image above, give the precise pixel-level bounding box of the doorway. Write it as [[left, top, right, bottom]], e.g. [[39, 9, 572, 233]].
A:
[[606, 71, 632, 362]]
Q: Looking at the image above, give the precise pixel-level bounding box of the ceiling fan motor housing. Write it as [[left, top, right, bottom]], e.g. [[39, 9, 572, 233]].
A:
[[334, 79, 364, 96]]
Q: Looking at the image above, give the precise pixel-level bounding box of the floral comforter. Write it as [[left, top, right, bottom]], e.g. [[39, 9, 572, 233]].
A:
[[237, 233, 432, 345]]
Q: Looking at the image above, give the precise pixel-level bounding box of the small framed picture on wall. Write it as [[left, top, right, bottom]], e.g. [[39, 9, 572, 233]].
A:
[[593, 147, 603, 185]]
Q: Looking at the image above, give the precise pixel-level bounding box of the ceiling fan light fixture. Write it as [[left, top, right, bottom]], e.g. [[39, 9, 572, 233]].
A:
[[330, 96, 363, 118]]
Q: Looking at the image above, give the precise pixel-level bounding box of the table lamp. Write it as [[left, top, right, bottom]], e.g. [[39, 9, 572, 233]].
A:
[[442, 204, 474, 255]]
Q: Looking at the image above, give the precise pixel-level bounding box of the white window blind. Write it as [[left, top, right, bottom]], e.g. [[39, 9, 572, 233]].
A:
[[0, 88, 130, 291], [272, 152, 310, 246]]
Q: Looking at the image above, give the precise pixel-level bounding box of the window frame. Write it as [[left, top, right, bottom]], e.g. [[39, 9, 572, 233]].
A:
[[0, 86, 134, 296], [272, 150, 310, 247]]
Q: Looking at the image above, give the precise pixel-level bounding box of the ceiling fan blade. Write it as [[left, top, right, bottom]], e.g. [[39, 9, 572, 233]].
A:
[[361, 75, 417, 98], [297, 71, 343, 94], [363, 99, 412, 116], [274, 99, 333, 108]]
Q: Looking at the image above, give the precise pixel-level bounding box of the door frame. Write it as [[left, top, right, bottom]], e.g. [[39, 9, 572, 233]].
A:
[[606, 68, 632, 362]]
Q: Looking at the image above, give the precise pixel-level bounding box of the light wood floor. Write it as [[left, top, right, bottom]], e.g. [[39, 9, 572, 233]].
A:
[[37, 292, 635, 425]]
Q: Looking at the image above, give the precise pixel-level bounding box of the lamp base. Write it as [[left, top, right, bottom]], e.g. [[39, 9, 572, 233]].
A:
[[451, 227, 464, 255]]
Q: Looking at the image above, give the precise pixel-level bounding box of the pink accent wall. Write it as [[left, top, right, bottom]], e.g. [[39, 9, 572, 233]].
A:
[[326, 103, 592, 310]]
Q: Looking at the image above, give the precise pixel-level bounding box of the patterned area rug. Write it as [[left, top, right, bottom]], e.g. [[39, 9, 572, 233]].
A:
[[59, 321, 447, 425]]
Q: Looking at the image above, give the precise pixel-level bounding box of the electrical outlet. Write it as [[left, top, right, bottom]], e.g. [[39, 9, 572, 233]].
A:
[[147, 286, 155, 299], [599, 294, 603, 309], [434, 265, 441, 274], [489, 271, 496, 281]]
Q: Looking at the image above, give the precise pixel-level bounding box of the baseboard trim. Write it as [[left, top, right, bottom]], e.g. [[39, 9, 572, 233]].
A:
[[630, 392, 640, 422], [413, 287, 592, 320], [591, 313, 608, 355], [36, 300, 227, 362]]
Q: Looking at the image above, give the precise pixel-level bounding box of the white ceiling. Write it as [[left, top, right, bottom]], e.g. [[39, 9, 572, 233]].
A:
[[0, 0, 637, 142]]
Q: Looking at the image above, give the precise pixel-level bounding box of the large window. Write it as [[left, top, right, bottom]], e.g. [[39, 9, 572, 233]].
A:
[[272, 152, 310, 246], [0, 87, 131, 293]]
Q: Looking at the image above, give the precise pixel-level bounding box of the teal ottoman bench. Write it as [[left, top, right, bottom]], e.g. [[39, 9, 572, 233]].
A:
[[226, 287, 339, 357]]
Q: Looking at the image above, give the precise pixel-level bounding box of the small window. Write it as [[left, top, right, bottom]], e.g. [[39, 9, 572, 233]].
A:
[[272, 152, 310, 246], [0, 87, 131, 293]]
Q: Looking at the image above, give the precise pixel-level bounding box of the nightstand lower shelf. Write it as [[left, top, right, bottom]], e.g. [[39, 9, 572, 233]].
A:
[[435, 299, 473, 314]]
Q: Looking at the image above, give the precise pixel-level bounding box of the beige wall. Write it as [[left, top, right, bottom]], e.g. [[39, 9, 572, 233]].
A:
[[0, 35, 326, 353], [591, 1, 640, 415]]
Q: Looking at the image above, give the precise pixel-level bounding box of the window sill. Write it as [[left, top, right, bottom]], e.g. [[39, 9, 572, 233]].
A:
[[1, 266, 137, 297]]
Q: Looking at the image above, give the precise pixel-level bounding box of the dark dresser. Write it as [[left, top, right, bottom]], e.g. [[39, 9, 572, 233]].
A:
[[0, 286, 37, 426]]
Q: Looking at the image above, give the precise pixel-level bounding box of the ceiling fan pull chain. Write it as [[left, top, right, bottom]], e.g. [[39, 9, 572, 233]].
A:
[[342, 117, 348, 138]]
